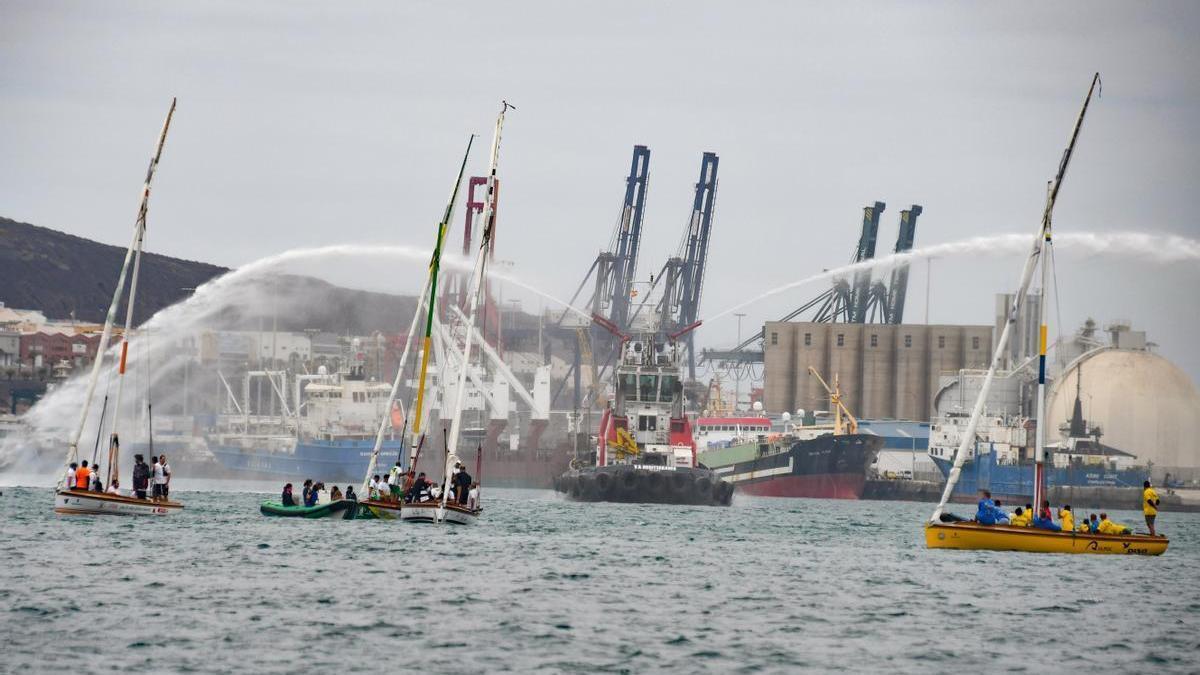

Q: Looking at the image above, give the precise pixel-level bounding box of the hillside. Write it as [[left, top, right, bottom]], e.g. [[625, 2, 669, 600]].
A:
[[0, 216, 227, 323], [0, 216, 416, 333]]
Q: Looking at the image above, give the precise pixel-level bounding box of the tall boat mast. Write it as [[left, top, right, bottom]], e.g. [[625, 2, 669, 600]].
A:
[[360, 136, 476, 496], [931, 74, 1099, 522], [64, 99, 176, 472], [106, 99, 177, 485], [444, 102, 513, 463]]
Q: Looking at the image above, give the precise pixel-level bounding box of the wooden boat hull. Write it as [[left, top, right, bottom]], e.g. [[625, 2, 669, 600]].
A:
[[399, 501, 479, 525], [925, 522, 1168, 555], [259, 499, 357, 519], [357, 499, 402, 520], [54, 489, 182, 516]]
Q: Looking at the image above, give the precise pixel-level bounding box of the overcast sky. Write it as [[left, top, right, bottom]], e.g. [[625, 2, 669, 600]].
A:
[[3, 1, 1198, 383]]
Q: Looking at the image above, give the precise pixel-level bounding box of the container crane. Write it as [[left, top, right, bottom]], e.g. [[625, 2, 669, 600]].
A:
[[652, 151, 719, 380], [701, 202, 920, 366]]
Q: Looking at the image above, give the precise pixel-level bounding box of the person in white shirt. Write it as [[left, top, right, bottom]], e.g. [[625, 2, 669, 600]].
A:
[[64, 463, 78, 490], [158, 454, 172, 500], [151, 457, 166, 502], [106, 479, 121, 496], [467, 483, 480, 510]]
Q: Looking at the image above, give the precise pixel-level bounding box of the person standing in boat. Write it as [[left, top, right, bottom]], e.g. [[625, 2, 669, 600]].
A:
[[150, 456, 165, 502], [345, 485, 357, 502], [132, 454, 150, 500], [388, 461, 404, 501], [64, 462, 78, 490], [159, 455, 172, 501], [1143, 480, 1160, 536], [454, 463, 472, 505], [301, 479, 313, 506], [467, 482, 479, 511], [75, 460, 92, 490]]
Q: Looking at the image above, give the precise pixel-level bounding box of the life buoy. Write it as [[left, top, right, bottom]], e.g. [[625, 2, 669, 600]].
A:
[[581, 474, 600, 500], [595, 472, 613, 499], [668, 471, 691, 497], [720, 481, 735, 504], [618, 470, 640, 500], [646, 471, 666, 498]]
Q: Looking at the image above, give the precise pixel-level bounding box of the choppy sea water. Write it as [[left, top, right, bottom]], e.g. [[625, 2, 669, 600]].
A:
[[1, 486, 1196, 673]]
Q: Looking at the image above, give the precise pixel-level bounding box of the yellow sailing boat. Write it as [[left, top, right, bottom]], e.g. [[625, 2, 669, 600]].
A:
[[925, 73, 1167, 555]]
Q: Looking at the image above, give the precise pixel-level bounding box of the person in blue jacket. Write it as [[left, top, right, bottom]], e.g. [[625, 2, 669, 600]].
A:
[[975, 490, 1009, 525]]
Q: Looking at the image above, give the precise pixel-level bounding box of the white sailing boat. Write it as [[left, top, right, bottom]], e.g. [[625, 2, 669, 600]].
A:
[[55, 99, 183, 516], [924, 74, 1167, 555], [400, 101, 514, 525], [355, 134, 477, 520]]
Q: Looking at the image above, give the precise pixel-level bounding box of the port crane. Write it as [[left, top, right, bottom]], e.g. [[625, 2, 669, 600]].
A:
[[701, 203, 921, 365]]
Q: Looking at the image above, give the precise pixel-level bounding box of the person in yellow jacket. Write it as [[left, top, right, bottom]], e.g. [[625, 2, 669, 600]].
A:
[[1076, 518, 1091, 533], [1097, 512, 1132, 535], [1143, 480, 1160, 536], [1058, 505, 1074, 532], [1010, 507, 1032, 527]]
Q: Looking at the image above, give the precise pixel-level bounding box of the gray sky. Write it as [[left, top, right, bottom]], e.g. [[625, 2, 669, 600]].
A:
[[3, 1, 1198, 382]]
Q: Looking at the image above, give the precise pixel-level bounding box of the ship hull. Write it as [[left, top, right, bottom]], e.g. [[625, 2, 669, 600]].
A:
[[930, 453, 1149, 504], [55, 489, 182, 516], [554, 465, 733, 506], [399, 501, 479, 525], [712, 434, 882, 500], [209, 438, 405, 483], [925, 522, 1168, 555]]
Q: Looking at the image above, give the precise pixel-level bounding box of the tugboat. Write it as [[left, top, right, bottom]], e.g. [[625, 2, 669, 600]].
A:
[[554, 317, 733, 506]]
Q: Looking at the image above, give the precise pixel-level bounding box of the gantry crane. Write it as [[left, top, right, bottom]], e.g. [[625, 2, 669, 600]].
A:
[[701, 203, 922, 365]]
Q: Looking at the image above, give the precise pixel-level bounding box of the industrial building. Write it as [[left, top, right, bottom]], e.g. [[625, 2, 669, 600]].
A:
[[762, 320, 993, 420]]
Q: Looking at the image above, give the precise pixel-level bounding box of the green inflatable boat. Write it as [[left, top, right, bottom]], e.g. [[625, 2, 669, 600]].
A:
[[259, 499, 358, 519]]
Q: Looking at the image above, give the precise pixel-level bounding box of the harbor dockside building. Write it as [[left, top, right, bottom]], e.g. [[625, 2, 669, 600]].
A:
[[763, 322, 993, 421]]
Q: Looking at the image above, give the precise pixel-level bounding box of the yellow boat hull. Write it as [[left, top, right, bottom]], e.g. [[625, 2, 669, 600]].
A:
[[925, 522, 1168, 555]]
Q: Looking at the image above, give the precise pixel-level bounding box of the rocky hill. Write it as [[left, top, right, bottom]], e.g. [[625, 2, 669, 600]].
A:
[[0, 216, 416, 333]]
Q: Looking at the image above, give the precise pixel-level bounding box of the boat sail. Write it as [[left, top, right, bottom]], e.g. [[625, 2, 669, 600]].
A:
[[55, 99, 183, 516], [401, 101, 514, 525], [355, 135, 477, 520], [924, 74, 1167, 555]]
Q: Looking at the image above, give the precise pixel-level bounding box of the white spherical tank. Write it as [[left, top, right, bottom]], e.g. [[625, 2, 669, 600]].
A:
[[1047, 349, 1200, 469]]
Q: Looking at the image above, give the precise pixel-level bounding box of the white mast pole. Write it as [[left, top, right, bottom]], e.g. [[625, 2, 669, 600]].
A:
[[106, 98, 176, 487], [65, 226, 139, 467], [445, 103, 511, 462], [1033, 215, 1051, 515], [440, 103, 512, 518], [931, 74, 1098, 523]]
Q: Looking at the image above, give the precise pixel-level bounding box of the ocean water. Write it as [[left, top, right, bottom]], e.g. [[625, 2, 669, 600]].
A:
[[1, 486, 1196, 673]]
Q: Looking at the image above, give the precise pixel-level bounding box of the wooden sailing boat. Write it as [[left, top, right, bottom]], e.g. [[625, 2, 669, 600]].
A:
[[355, 135, 477, 520], [55, 99, 184, 516], [924, 74, 1167, 555], [400, 101, 513, 525]]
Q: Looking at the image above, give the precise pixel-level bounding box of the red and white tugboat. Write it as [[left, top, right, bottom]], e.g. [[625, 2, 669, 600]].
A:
[[554, 317, 732, 506]]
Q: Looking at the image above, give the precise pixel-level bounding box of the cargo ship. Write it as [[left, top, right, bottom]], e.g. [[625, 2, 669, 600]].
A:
[[928, 378, 1147, 504], [699, 368, 882, 499], [208, 365, 405, 482]]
